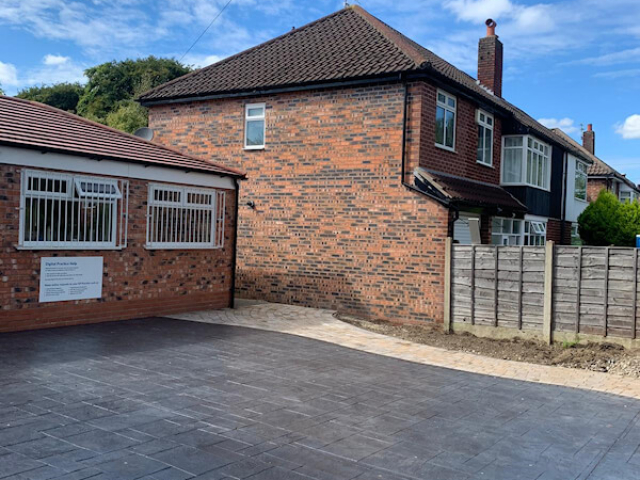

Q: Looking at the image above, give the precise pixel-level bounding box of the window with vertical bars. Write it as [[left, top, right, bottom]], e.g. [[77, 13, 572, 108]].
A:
[[19, 169, 128, 249], [146, 184, 225, 249]]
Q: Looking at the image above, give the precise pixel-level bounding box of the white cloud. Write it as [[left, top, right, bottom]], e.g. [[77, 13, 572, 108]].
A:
[[538, 117, 580, 134], [594, 69, 640, 79], [181, 53, 224, 68], [43, 54, 70, 65], [0, 61, 19, 87], [572, 47, 640, 66], [445, 0, 514, 23], [616, 115, 640, 140]]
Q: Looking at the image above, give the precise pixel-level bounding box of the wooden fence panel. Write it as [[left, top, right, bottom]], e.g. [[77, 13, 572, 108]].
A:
[[450, 243, 640, 343]]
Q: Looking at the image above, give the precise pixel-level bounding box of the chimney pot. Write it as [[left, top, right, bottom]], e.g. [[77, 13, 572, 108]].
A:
[[587, 123, 593, 131], [485, 19, 497, 36]]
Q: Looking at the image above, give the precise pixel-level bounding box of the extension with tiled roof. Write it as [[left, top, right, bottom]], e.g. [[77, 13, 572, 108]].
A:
[[0, 95, 244, 178]]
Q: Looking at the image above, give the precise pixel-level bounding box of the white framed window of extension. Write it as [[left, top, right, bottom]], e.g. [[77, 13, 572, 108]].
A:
[[244, 103, 265, 149], [620, 190, 633, 203], [435, 90, 456, 151], [476, 110, 494, 166], [146, 184, 225, 249], [501, 135, 551, 190], [19, 169, 128, 250], [491, 217, 547, 246], [575, 160, 588, 201]]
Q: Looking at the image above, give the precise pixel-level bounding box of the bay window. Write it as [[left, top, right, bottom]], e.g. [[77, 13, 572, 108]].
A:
[[435, 90, 456, 150], [501, 135, 551, 190], [574, 160, 588, 201], [476, 110, 493, 166]]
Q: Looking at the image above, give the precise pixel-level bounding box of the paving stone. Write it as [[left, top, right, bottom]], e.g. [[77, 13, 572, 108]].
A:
[[0, 452, 45, 478], [65, 429, 140, 453], [151, 445, 242, 475], [90, 453, 168, 479]]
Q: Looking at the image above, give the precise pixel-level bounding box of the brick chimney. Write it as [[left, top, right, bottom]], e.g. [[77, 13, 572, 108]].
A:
[[582, 124, 595, 154], [478, 19, 503, 97]]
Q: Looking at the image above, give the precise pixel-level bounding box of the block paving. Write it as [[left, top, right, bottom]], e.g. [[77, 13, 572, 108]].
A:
[[1, 312, 640, 479]]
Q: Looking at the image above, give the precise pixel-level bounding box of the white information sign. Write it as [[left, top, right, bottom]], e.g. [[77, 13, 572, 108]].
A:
[[39, 257, 104, 303]]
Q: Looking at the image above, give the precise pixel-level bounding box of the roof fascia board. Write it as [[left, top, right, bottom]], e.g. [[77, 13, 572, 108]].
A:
[[0, 143, 238, 188]]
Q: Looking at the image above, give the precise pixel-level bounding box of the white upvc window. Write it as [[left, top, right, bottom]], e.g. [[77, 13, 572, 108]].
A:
[[435, 90, 456, 151], [476, 110, 494, 166], [244, 103, 265, 149], [19, 169, 128, 250], [491, 217, 547, 246], [501, 135, 551, 190], [574, 160, 588, 201], [619, 190, 634, 203], [146, 183, 225, 249]]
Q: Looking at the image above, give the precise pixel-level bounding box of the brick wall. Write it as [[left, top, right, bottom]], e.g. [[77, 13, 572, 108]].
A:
[[546, 218, 571, 245], [407, 82, 502, 183], [0, 164, 236, 332], [149, 82, 451, 323], [587, 178, 609, 202]]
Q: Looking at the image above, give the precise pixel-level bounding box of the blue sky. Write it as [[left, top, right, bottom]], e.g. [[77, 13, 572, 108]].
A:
[[1, 0, 639, 180]]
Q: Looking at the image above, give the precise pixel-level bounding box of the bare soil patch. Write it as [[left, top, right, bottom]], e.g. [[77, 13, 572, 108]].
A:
[[338, 316, 640, 378]]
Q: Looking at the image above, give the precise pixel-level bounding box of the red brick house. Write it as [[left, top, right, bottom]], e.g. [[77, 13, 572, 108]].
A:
[[0, 96, 243, 332], [139, 6, 591, 323]]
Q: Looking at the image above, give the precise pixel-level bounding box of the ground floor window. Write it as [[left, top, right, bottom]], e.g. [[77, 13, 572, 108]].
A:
[[491, 217, 547, 245], [19, 169, 128, 249], [571, 224, 582, 245], [146, 184, 225, 249]]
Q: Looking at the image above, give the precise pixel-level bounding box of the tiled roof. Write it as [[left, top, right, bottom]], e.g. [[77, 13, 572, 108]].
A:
[[552, 128, 638, 191], [415, 168, 527, 212], [138, 6, 589, 162], [0, 96, 244, 178]]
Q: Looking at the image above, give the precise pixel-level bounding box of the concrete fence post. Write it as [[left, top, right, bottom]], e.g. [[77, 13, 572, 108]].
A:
[[542, 240, 555, 344], [444, 237, 452, 334]]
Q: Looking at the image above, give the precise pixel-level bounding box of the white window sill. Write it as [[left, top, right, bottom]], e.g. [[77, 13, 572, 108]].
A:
[[244, 146, 265, 151], [435, 143, 455, 153], [15, 245, 123, 251], [477, 161, 494, 168], [574, 197, 588, 204]]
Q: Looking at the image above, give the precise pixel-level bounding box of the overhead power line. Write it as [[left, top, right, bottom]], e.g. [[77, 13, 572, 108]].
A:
[[179, 0, 235, 62]]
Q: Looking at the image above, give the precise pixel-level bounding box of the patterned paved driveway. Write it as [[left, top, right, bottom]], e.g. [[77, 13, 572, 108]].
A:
[[1, 318, 640, 480]]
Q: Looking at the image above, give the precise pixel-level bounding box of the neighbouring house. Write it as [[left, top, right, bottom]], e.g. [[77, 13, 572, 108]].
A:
[[0, 95, 244, 332], [139, 6, 591, 323], [576, 124, 638, 203]]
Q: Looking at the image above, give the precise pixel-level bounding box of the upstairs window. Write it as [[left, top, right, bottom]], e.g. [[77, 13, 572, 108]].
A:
[[147, 184, 225, 249], [435, 90, 456, 150], [574, 160, 588, 201], [476, 110, 494, 166], [620, 190, 633, 203], [501, 135, 551, 190], [19, 169, 128, 249], [244, 103, 265, 149]]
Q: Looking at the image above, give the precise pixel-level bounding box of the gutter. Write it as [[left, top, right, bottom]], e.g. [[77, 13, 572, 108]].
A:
[[396, 76, 459, 235]]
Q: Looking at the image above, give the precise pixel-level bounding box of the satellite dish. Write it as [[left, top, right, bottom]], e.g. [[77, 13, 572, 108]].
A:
[[134, 127, 154, 141]]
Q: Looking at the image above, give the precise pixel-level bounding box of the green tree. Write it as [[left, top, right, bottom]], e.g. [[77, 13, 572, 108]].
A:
[[578, 189, 640, 246], [16, 83, 84, 113], [105, 100, 148, 134], [0, 83, 4, 95], [77, 56, 191, 123]]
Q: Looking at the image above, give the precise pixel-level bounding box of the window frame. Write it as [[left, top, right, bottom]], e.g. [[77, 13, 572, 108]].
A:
[[435, 90, 456, 152], [146, 183, 225, 250], [476, 109, 494, 167], [500, 135, 551, 191], [491, 216, 547, 246], [574, 160, 588, 202], [18, 169, 128, 250], [244, 103, 266, 150]]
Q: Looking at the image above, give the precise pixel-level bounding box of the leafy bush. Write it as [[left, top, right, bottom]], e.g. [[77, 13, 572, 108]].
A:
[[105, 100, 148, 134], [578, 189, 640, 246], [17, 83, 84, 113]]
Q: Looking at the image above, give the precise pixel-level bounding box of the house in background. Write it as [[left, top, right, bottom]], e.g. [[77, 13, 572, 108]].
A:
[[0, 96, 243, 332], [140, 6, 591, 323]]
